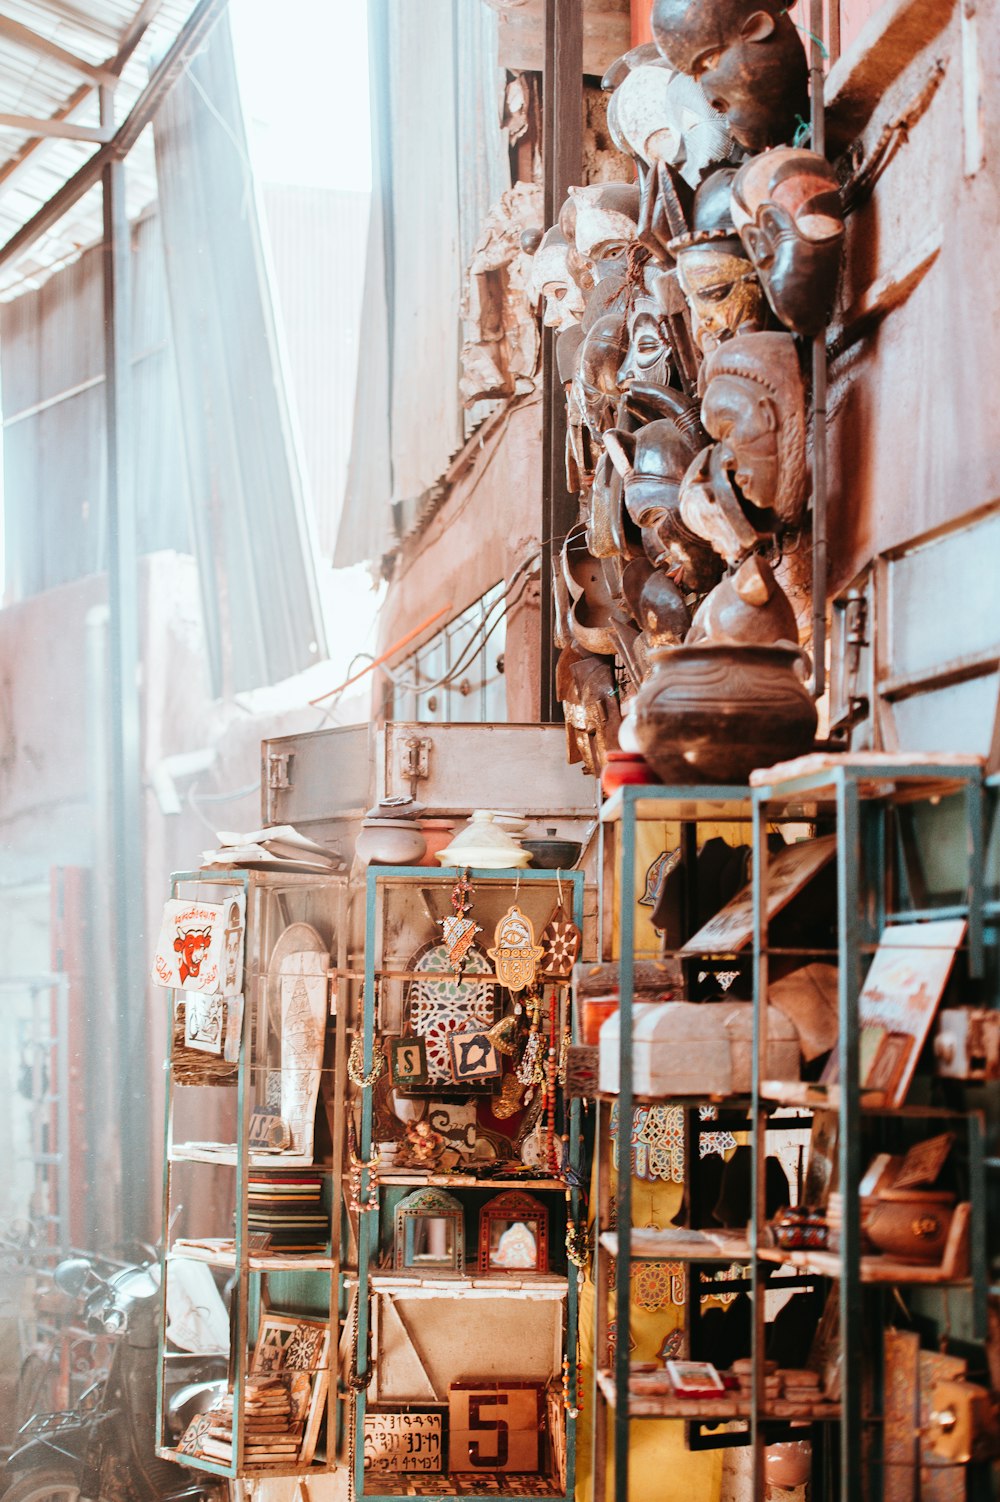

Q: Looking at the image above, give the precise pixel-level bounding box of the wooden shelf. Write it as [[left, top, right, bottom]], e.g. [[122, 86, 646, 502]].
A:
[[169, 1145, 332, 1169], [599, 1229, 751, 1262], [168, 1242, 334, 1271], [379, 1174, 567, 1191], [363, 1473, 565, 1498], [760, 1080, 971, 1117], [156, 1446, 333, 1479], [354, 1273, 568, 1297], [758, 1201, 971, 1284], [594, 1370, 841, 1422], [600, 786, 753, 825]]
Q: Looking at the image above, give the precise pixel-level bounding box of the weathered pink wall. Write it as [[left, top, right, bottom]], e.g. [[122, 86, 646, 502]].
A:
[[375, 397, 544, 723], [827, 0, 1000, 590]]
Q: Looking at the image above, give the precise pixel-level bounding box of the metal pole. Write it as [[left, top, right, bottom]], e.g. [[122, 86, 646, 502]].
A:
[[836, 773, 862, 1498], [102, 85, 146, 1244], [540, 0, 582, 721], [810, 0, 828, 701]]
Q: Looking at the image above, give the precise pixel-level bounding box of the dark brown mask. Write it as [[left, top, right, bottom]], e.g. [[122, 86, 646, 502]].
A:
[[732, 148, 844, 335], [700, 330, 807, 526], [651, 0, 808, 152]]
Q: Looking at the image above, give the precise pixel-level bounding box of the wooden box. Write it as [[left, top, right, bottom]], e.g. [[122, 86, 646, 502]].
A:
[[599, 1002, 800, 1097]]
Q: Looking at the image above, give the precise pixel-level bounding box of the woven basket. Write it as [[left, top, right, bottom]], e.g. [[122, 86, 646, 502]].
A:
[[171, 998, 238, 1086]]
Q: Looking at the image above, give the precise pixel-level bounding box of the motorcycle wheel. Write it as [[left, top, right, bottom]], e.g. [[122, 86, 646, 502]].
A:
[[1, 1471, 81, 1502]]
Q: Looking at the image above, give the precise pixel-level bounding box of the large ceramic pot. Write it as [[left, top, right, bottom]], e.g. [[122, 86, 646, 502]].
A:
[[865, 1194, 955, 1264], [633, 641, 817, 785]]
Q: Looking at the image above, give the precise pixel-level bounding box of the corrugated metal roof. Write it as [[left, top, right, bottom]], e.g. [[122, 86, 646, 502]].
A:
[[0, 0, 195, 299]]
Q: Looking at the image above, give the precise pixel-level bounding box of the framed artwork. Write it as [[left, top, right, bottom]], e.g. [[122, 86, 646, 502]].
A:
[[680, 836, 837, 955], [151, 893, 246, 995], [363, 1405, 446, 1474], [389, 1036, 429, 1087], [449, 1381, 544, 1473], [405, 940, 496, 1090], [393, 1188, 465, 1274], [478, 1190, 549, 1274], [448, 1029, 502, 1083], [822, 918, 966, 1107]]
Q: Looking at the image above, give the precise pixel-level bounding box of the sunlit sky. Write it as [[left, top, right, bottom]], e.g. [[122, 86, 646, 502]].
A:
[[229, 0, 372, 192]]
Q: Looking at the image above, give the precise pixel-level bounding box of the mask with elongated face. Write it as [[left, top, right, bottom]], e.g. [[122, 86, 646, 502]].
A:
[[617, 295, 675, 392], [565, 183, 641, 267], [699, 330, 807, 525], [604, 419, 721, 593], [531, 227, 591, 331], [576, 312, 627, 438], [668, 168, 767, 354], [731, 147, 845, 335], [651, 0, 808, 152]]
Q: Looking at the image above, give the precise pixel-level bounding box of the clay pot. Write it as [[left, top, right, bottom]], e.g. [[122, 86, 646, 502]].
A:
[[355, 819, 427, 867], [601, 750, 661, 794], [416, 819, 456, 867], [633, 642, 817, 785], [865, 1194, 955, 1264]]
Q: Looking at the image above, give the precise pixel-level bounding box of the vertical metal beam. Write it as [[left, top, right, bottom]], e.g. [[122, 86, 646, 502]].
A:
[[102, 85, 146, 1244], [836, 773, 863, 1499], [750, 792, 770, 1502], [540, 0, 582, 721], [810, 0, 828, 701], [613, 792, 637, 1501]]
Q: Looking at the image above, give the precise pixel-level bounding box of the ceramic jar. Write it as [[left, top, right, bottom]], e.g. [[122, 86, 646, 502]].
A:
[[416, 818, 456, 867], [436, 810, 531, 869], [865, 1193, 955, 1263], [633, 641, 817, 785], [601, 750, 660, 794], [355, 819, 427, 867]]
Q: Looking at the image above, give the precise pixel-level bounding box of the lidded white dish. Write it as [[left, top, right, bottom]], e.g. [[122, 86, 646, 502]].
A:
[[436, 809, 531, 869]]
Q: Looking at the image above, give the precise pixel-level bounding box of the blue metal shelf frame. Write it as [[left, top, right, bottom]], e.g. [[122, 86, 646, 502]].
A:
[[751, 761, 987, 1502], [354, 865, 586, 1502], [599, 783, 756, 1502]]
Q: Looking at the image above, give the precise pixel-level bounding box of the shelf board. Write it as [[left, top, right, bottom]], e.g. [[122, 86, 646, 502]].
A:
[[750, 751, 982, 804], [378, 1174, 567, 1191], [360, 1273, 568, 1296], [362, 1473, 566, 1499], [599, 1229, 751, 1263], [594, 1369, 841, 1422], [169, 1145, 332, 1169], [760, 1081, 973, 1117], [156, 1446, 333, 1479], [758, 1201, 970, 1284], [600, 786, 754, 825], [168, 1243, 335, 1271]]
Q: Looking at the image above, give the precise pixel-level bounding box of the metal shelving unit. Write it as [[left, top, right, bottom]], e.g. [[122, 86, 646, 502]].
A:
[[750, 755, 988, 1502], [155, 868, 348, 1480], [353, 865, 585, 1502]]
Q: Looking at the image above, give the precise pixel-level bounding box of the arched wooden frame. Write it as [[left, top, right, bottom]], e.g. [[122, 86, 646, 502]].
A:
[[478, 1189, 549, 1274], [393, 1187, 465, 1274]]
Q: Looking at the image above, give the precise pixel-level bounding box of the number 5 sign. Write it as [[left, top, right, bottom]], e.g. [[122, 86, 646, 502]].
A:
[[448, 1381, 543, 1473]]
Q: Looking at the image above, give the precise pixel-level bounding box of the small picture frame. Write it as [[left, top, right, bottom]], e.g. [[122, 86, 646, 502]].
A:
[[666, 1360, 725, 1397], [394, 1188, 465, 1273], [447, 1029, 502, 1083], [389, 1035, 429, 1087], [478, 1190, 549, 1274]]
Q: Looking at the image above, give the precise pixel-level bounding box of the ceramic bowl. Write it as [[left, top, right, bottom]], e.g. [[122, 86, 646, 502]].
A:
[[355, 819, 427, 867], [521, 835, 583, 869]]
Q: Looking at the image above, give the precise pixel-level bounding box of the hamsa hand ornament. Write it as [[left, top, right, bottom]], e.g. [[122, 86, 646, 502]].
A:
[[488, 905, 545, 993]]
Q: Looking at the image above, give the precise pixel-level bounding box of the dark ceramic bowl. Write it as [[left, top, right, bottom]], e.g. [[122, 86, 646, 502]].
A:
[[522, 838, 583, 870]]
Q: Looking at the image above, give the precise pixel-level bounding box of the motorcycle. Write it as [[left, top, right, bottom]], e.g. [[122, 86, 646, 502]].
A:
[[2, 1256, 227, 1502]]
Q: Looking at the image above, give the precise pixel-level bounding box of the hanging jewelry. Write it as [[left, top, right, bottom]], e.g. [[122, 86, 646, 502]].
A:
[[516, 988, 545, 1088], [439, 869, 480, 973], [488, 904, 544, 992], [347, 1121, 381, 1213], [348, 1031, 386, 1089], [545, 986, 559, 1175], [491, 1071, 525, 1119], [562, 1356, 581, 1419]]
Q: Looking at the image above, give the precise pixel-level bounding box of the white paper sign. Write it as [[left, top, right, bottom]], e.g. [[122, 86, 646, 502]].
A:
[[151, 893, 245, 995]]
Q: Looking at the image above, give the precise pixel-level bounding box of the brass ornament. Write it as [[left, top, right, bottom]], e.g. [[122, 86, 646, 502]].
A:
[[488, 904, 545, 993]]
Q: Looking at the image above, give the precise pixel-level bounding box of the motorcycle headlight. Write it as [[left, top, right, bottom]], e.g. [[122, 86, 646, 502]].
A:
[[102, 1305, 128, 1335]]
